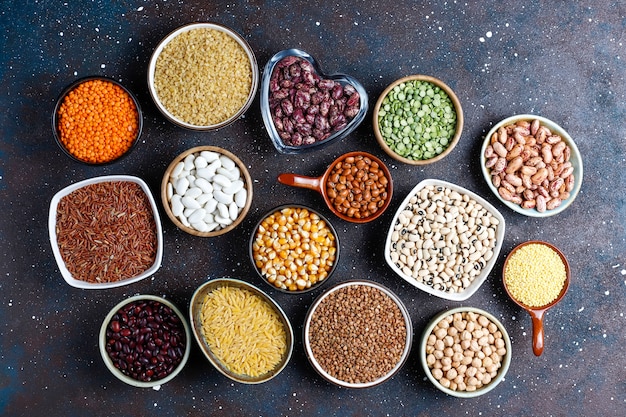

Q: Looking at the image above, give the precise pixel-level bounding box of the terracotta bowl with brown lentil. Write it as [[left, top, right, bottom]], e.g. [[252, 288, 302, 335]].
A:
[[420, 307, 511, 398], [249, 204, 340, 293], [303, 280, 413, 388], [148, 22, 259, 131], [48, 175, 163, 289]]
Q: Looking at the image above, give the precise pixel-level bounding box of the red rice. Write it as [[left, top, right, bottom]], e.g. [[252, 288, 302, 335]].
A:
[[56, 181, 158, 283]]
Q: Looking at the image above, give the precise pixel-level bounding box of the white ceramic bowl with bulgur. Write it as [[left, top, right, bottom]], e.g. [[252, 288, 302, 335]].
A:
[[148, 22, 259, 130]]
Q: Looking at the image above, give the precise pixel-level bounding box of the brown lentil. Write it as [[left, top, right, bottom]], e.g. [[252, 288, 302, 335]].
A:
[[154, 28, 252, 126], [308, 284, 407, 384], [425, 311, 507, 392], [252, 207, 337, 291], [325, 154, 390, 219], [504, 243, 566, 307], [55, 181, 158, 283]]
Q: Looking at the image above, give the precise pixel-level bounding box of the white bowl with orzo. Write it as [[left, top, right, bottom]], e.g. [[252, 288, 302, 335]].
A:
[[48, 175, 163, 289], [147, 22, 259, 130]]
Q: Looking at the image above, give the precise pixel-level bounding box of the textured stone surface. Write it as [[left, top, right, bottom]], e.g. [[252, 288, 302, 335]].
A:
[[1, 1, 624, 416]]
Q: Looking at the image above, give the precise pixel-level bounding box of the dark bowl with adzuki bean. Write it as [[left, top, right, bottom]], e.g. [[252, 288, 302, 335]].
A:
[[99, 295, 191, 388], [260, 49, 368, 154]]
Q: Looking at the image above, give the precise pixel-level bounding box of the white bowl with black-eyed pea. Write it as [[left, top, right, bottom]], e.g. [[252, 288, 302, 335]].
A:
[[480, 114, 583, 217], [384, 179, 505, 301]]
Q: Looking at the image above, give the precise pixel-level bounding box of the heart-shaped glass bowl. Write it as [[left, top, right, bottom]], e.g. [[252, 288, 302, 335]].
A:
[[260, 49, 368, 154]]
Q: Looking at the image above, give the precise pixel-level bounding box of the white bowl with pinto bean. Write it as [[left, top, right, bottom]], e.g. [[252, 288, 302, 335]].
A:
[[420, 307, 511, 398], [481, 115, 583, 217]]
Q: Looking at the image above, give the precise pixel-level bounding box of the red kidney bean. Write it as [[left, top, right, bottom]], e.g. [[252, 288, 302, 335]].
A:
[[105, 299, 186, 383], [269, 56, 361, 147]]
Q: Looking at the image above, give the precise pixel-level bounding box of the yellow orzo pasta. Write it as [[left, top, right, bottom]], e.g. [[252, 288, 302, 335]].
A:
[[200, 286, 287, 377]]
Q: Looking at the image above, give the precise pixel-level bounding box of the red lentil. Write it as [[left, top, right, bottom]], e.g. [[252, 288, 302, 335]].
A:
[[57, 79, 139, 164], [55, 181, 157, 283]]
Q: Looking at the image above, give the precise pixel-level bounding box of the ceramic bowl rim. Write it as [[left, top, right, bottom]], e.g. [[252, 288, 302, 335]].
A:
[[51, 76, 143, 165], [248, 204, 340, 294], [303, 279, 413, 388], [372, 74, 463, 165]]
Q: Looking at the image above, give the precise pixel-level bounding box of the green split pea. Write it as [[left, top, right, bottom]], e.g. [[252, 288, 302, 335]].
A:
[[377, 80, 457, 161]]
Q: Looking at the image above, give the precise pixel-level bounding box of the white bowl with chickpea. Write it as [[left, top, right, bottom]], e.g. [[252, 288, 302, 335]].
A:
[[420, 307, 512, 398]]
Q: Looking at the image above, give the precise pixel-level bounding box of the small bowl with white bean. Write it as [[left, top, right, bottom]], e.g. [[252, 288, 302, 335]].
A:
[[420, 307, 511, 398], [161, 146, 253, 237], [384, 179, 505, 301], [480, 114, 583, 217]]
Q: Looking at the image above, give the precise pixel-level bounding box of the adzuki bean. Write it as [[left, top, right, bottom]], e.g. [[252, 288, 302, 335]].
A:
[[269, 56, 361, 146], [105, 299, 186, 383]]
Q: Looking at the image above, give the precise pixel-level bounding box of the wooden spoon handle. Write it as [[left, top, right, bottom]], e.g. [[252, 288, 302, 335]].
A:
[[531, 311, 545, 356], [277, 173, 322, 192]]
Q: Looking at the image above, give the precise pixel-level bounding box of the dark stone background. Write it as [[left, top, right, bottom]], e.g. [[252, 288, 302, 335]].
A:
[[1, 1, 624, 416]]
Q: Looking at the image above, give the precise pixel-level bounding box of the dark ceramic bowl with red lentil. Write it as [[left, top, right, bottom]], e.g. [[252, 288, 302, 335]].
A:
[[260, 49, 368, 154], [249, 204, 340, 294], [52, 76, 143, 165], [303, 280, 413, 388], [99, 295, 191, 388]]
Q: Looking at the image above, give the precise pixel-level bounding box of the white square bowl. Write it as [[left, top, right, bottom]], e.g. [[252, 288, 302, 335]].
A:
[[384, 179, 505, 301], [49, 175, 163, 289]]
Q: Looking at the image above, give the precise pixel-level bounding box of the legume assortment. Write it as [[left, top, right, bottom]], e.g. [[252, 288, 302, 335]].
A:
[[325, 153, 390, 220], [484, 118, 576, 213], [425, 311, 507, 392], [377, 79, 457, 161], [252, 206, 337, 292], [56, 181, 158, 283], [388, 184, 500, 294], [200, 286, 288, 378], [56, 79, 139, 164], [104, 299, 187, 383], [504, 243, 567, 307], [154, 27, 253, 126], [308, 283, 407, 385]]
